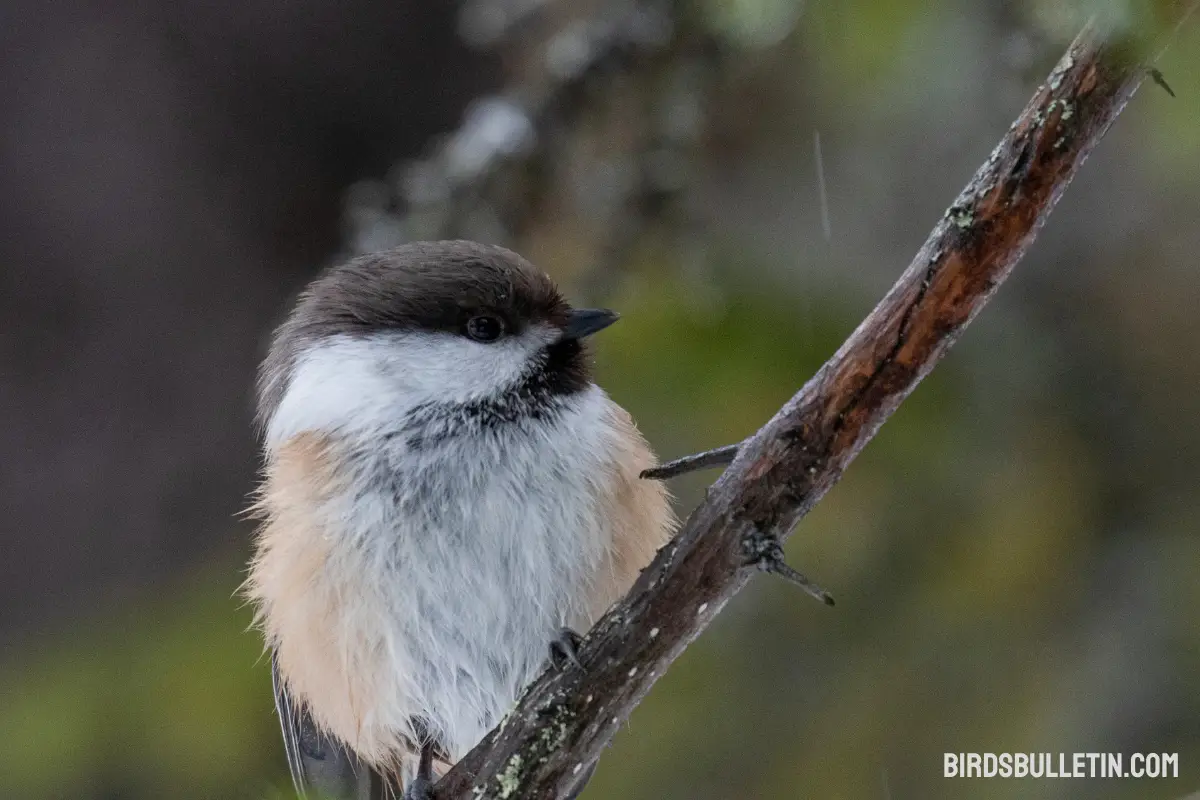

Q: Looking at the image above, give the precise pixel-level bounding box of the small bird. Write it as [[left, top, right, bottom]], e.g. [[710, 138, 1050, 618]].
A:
[[246, 241, 675, 799]]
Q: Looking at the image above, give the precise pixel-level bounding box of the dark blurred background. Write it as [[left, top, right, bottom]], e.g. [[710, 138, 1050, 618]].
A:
[[2, 1, 1197, 798]]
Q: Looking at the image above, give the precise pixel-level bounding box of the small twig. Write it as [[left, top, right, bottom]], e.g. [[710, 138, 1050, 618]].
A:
[[640, 442, 740, 479], [744, 532, 835, 606], [1146, 67, 1176, 97]]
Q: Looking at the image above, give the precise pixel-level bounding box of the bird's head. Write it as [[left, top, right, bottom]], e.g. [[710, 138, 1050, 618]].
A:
[[258, 241, 619, 449]]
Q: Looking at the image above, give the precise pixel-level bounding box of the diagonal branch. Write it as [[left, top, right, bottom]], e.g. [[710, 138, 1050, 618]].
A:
[[434, 12, 1188, 800]]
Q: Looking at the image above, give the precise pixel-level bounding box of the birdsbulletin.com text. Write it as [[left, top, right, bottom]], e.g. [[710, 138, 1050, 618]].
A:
[[944, 752, 1178, 779]]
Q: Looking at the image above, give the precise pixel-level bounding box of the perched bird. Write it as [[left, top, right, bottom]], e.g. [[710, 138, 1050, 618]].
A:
[[246, 241, 675, 799]]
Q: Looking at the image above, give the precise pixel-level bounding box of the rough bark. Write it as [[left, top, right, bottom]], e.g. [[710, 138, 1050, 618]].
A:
[[433, 14, 1184, 800]]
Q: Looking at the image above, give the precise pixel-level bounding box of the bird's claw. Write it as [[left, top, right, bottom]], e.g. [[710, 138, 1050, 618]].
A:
[[549, 627, 585, 671]]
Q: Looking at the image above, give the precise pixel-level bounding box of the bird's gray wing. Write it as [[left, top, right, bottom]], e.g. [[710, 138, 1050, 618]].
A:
[[272, 651, 393, 800]]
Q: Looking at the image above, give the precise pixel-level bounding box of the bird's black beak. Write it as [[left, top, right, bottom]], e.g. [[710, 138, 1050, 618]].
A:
[[560, 308, 619, 341]]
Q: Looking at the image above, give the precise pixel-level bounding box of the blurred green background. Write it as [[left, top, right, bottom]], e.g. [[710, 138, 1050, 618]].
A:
[[2, 1, 1198, 798]]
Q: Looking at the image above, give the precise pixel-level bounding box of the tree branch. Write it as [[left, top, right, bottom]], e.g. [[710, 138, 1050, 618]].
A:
[[346, 0, 717, 266], [434, 13, 1186, 800]]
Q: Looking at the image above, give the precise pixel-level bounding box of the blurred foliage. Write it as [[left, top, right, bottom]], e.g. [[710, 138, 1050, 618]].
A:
[[0, 564, 277, 799], [4, 0, 1200, 799]]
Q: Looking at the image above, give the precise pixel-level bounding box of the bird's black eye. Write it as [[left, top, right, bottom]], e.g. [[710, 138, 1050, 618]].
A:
[[465, 315, 505, 342]]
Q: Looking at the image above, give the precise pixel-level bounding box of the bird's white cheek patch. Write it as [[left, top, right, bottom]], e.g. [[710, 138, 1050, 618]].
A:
[[267, 340, 394, 450], [266, 329, 555, 450]]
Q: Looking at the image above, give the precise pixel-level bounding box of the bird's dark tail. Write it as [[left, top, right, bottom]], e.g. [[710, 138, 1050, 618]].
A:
[[272, 651, 397, 800]]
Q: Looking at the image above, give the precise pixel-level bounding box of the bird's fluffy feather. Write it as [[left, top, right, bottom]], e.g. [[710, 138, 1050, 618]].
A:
[[247, 331, 673, 784]]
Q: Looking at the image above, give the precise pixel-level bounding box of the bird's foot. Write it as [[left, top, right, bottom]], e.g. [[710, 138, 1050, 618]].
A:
[[404, 739, 436, 800], [548, 627, 584, 670], [402, 776, 433, 800]]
